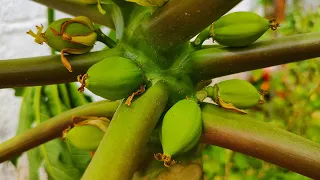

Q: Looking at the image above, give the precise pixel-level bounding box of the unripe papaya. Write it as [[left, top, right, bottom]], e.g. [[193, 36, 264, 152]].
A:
[[205, 79, 264, 112], [27, 16, 97, 72], [66, 125, 104, 151], [211, 11, 279, 47], [78, 56, 144, 100], [65, 118, 110, 151], [157, 99, 202, 166], [44, 18, 96, 52]]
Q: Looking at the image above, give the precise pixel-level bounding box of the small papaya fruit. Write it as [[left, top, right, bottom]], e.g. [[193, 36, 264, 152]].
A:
[[211, 11, 279, 47], [64, 117, 110, 151], [156, 99, 202, 167], [78, 56, 144, 101], [27, 16, 97, 72], [205, 79, 264, 113]]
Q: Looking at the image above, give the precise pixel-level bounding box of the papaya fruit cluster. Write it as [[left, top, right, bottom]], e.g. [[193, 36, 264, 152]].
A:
[[154, 79, 264, 167], [194, 11, 279, 47]]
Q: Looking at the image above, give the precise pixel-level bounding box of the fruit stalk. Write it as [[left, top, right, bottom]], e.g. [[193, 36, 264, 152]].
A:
[[0, 47, 124, 89], [201, 103, 320, 179], [82, 81, 169, 180], [189, 32, 320, 81]]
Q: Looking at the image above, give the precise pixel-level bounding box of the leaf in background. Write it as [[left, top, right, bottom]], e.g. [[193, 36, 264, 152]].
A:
[[28, 147, 43, 180], [17, 87, 36, 134], [126, 0, 153, 6], [33, 86, 82, 180], [65, 83, 90, 108], [10, 87, 36, 166], [42, 139, 83, 180], [233, 153, 249, 170], [108, 30, 116, 42], [13, 87, 25, 97], [58, 84, 72, 109], [65, 141, 91, 172], [44, 85, 68, 116]]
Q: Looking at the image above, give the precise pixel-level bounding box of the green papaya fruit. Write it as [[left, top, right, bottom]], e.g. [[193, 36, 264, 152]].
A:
[[211, 11, 279, 47], [65, 118, 110, 151], [79, 56, 144, 100], [205, 79, 264, 112], [158, 99, 202, 166], [27, 16, 97, 72]]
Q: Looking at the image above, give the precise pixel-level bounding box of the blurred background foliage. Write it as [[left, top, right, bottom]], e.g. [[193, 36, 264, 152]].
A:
[[202, 0, 320, 179]]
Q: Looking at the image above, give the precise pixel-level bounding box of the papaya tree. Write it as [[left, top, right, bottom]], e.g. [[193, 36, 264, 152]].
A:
[[0, 0, 319, 179]]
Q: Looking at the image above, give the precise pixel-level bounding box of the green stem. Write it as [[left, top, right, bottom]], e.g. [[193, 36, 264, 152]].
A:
[[142, 0, 242, 52], [82, 81, 169, 180], [0, 48, 123, 89], [189, 33, 320, 81], [96, 28, 117, 48], [201, 103, 320, 179], [0, 100, 120, 162], [47, 8, 55, 55], [32, 0, 115, 29], [189, 32, 320, 81]]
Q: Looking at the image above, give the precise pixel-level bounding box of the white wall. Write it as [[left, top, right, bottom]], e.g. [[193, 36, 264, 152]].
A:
[[0, 0, 254, 178]]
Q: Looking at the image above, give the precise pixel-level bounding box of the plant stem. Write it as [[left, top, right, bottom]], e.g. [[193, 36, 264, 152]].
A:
[[0, 100, 120, 162], [47, 8, 56, 55], [189, 32, 320, 81], [142, 0, 242, 52], [82, 81, 169, 180], [32, 0, 115, 29], [96, 28, 117, 48], [201, 103, 320, 179], [0, 48, 123, 89]]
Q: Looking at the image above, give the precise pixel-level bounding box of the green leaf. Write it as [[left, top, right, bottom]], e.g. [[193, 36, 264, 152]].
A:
[[13, 87, 25, 97], [58, 84, 72, 109], [44, 85, 66, 116], [17, 87, 36, 134], [108, 30, 116, 42], [11, 87, 36, 166], [28, 147, 43, 180], [42, 139, 83, 180], [65, 83, 90, 108], [32, 87, 83, 180], [65, 140, 91, 172], [126, 0, 153, 6], [233, 153, 249, 170]]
